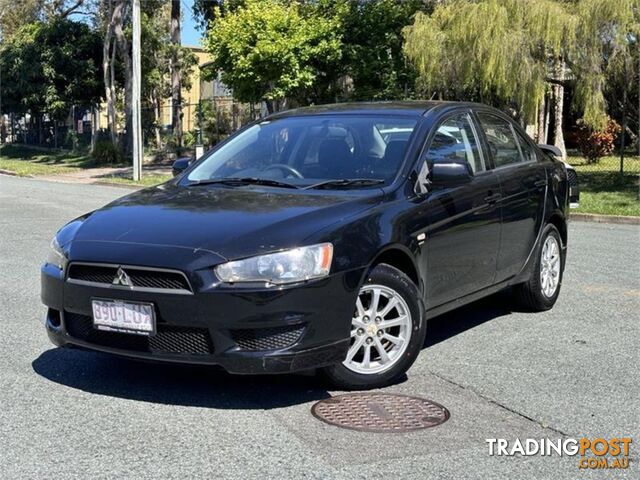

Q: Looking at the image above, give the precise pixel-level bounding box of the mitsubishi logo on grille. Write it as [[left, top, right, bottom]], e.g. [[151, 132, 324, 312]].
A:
[[112, 267, 133, 287]]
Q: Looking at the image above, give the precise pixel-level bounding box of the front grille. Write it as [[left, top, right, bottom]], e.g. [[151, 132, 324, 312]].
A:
[[567, 168, 578, 188], [232, 324, 305, 351], [67, 264, 192, 292], [64, 312, 213, 355]]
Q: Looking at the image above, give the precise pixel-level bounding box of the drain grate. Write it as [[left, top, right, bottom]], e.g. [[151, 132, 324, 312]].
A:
[[311, 393, 450, 433]]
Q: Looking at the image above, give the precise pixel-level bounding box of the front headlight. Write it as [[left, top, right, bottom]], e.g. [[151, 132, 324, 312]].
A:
[[215, 243, 333, 285], [46, 237, 68, 270]]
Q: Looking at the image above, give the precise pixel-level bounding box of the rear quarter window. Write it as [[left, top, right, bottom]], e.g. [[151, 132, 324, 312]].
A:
[[477, 113, 523, 167]]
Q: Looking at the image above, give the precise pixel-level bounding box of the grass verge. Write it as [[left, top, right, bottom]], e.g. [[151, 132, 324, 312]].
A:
[[0, 144, 93, 176], [0, 144, 170, 187], [567, 155, 640, 217], [98, 174, 173, 187]]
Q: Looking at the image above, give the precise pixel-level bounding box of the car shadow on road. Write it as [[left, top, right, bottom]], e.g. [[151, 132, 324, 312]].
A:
[[32, 348, 331, 410], [423, 290, 519, 348]]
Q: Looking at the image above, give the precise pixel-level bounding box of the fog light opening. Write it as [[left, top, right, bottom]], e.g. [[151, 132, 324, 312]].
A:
[[48, 309, 62, 328]]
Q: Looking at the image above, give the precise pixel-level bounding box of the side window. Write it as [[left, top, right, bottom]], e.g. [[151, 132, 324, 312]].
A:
[[477, 113, 523, 167], [423, 113, 485, 173], [515, 131, 537, 163]]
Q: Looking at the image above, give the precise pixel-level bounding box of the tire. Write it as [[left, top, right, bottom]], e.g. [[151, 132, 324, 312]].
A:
[[321, 263, 426, 390], [514, 223, 564, 311]]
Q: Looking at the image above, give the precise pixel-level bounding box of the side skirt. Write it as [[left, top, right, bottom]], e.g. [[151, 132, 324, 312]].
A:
[[425, 278, 513, 320]]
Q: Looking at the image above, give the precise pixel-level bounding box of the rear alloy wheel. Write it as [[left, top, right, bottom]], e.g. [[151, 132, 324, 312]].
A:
[[322, 263, 426, 390], [540, 235, 561, 298], [514, 223, 564, 311]]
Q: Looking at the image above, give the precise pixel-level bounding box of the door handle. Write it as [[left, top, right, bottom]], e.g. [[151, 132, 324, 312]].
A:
[[534, 179, 548, 188], [484, 193, 502, 204]]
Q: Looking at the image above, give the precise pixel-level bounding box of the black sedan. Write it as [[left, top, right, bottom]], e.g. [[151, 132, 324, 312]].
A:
[[41, 102, 577, 389]]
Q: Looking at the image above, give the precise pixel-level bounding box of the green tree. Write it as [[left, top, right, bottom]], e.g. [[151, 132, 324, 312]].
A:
[[96, 0, 196, 154], [170, 0, 182, 145], [403, 0, 639, 158], [0, 0, 89, 40], [573, 0, 639, 130], [203, 0, 343, 113], [0, 18, 102, 119], [404, 0, 576, 123], [0, 0, 40, 40], [338, 0, 430, 101], [140, 4, 196, 149], [192, 0, 245, 30]]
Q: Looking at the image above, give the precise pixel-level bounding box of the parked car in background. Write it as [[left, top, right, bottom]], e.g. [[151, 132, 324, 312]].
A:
[[42, 101, 576, 389]]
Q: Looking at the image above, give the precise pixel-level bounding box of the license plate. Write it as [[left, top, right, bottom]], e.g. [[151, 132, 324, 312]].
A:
[[91, 299, 155, 335]]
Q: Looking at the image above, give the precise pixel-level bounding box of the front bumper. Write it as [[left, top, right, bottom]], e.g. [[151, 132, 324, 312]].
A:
[[42, 262, 362, 374]]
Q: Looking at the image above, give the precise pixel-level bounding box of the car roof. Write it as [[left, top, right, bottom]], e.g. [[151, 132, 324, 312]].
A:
[[268, 101, 486, 119]]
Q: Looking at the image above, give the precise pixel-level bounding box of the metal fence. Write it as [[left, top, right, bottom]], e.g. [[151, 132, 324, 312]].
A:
[[564, 150, 640, 204], [141, 98, 266, 150], [0, 109, 94, 149], [0, 98, 267, 151]]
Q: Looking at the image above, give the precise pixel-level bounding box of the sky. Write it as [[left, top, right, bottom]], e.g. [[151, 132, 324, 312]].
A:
[[182, 0, 203, 47]]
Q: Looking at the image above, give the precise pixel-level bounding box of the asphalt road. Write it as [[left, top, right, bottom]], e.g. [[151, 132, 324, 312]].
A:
[[1, 175, 638, 480]]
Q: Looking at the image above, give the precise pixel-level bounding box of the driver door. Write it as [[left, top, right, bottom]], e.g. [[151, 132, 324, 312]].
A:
[[416, 112, 502, 308]]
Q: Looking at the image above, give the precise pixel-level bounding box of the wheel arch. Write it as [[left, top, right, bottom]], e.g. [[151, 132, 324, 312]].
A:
[[367, 245, 421, 290], [547, 211, 568, 247]]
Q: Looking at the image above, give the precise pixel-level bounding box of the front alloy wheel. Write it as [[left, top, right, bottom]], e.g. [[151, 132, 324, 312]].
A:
[[344, 285, 412, 375], [322, 263, 426, 390]]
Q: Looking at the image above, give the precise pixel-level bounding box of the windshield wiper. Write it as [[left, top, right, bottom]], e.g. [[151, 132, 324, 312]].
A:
[[303, 178, 385, 190], [187, 177, 299, 189]]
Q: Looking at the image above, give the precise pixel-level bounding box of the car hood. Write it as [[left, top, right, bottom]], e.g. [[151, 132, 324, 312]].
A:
[[71, 183, 383, 261]]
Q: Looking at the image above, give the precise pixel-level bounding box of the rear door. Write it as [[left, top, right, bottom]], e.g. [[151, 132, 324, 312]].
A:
[[416, 111, 502, 308], [475, 111, 547, 282]]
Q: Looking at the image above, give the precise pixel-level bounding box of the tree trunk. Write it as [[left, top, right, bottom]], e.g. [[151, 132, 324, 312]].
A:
[[91, 106, 98, 153], [113, 0, 133, 157], [552, 57, 566, 159], [152, 89, 162, 149], [109, 41, 116, 132], [619, 54, 629, 174], [102, 0, 117, 144], [544, 94, 551, 145], [536, 95, 547, 143], [170, 0, 182, 147], [265, 100, 275, 115], [37, 115, 43, 146]]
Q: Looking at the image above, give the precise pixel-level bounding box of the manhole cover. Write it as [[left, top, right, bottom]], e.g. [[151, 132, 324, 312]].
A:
[[311, 393, 450, 433]]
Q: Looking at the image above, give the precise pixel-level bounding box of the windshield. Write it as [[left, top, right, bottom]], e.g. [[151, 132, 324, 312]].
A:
[[186, 115, 417, 187]]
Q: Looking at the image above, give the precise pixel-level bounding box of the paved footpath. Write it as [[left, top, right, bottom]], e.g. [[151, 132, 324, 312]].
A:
[[35, 164, 172, 185]]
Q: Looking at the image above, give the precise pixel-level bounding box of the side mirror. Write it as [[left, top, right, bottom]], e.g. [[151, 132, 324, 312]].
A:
[[538, 144, 562, 158], [172, 157, 191, 177], [430, 162, 473, 187]]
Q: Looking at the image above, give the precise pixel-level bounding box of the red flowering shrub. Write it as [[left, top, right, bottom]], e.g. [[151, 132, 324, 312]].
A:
[[576, 119, 621, 163]]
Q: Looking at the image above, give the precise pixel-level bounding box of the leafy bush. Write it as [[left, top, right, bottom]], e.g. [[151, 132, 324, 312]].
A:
[[197, 101, 233, 146], [159, 132, 189, 156], [65, 129, 79, 151], [182, 130, 197, 148], [91, 140, 123, 165], [576, 119, 621, 163]]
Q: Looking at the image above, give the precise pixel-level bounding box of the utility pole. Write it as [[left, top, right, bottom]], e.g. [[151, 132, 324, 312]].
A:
[[131, 0, 143, 181]]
